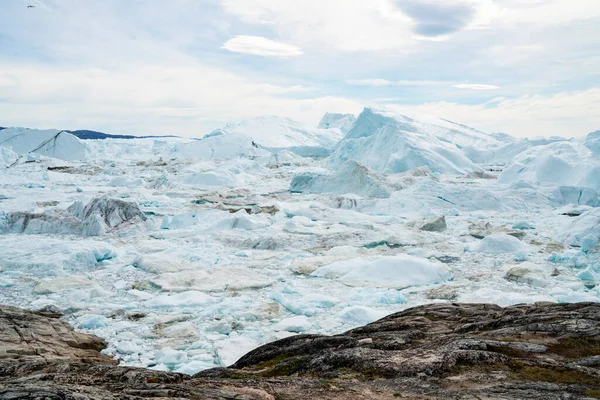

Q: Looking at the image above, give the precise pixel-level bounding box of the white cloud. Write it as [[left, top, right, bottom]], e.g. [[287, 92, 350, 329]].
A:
[[218, 0, 416, 52], [453, 83, 499, 90], [221, 35, 303, 57], [347, 79, 394, 86], [387, 88, 600, 137], [0, 63, 361, 135]]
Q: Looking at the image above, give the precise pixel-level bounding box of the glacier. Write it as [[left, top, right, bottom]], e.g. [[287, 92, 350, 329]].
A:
[[0, 107, 599, 376]]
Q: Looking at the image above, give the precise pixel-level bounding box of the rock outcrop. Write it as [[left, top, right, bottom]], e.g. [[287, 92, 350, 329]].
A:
[[1, 303, 599, 399]]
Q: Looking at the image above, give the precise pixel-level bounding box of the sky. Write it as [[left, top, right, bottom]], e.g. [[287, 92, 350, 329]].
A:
[[0, 0, 598, 138]]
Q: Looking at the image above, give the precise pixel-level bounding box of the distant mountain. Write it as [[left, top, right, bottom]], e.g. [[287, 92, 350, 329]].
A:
[[67, 130, 179, 140], [0, 126, 178, 139]]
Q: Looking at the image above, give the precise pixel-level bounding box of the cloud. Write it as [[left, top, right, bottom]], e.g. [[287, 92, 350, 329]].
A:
[[453, 83, 499, 90], [347, 79, 455, 86], [218, 0, 416, 52], [346, 79, 394, 86], [386, 88, 600, 138], [348, 79, 494, 88], [394, 0, 476, 37], [0, 63, 361, 135], [221, 35, 303, 57]]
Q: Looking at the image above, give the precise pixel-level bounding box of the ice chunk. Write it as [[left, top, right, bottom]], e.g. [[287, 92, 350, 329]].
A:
[[1, 210, 105, 236], [68, 196, 147, 229], [498, 141, 600, 191], [151, 268, 274, 292], [78, 314, 110, 329], [458, 288, 556, 306], [109, 176, 144, 188], [581, 235, 599, 253], [115, 340, 142, 355], [312, 255, 453, 289], [215, 335, 260, 367], [33, 276, 95, 294], [0, 146, 19, 167], [273, 316, 311, 333], [420, 216, 447, 232], [556, 209, 600, 247], [504, 262, 550, 288], [585, 130, 600, 154], [473, 234, 533, 254], [317, 112, 356, 133], [155, 349, 188, 368], [175, 360, 216, 375], [0, 237, 116, 277], [512, 222, 535, 230], [145, 291, 216, 308], [290, 160, 395, 198], [270, 292, 339, 316], [339, 306, 388, 325]]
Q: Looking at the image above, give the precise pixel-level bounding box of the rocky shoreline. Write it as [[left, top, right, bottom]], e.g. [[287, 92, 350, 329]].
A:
[[1, 302, 599, 399]]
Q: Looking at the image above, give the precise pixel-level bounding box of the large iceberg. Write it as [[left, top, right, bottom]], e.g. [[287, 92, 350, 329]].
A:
[[203, 116, 345, 157], [498, 140, 600, 190], [174, 133, 271, 161], [0, 128, 90, 161], [330, 108, 485, 175]]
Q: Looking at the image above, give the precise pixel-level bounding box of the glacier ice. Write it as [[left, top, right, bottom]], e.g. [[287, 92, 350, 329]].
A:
[[1, 109, 599, 376]]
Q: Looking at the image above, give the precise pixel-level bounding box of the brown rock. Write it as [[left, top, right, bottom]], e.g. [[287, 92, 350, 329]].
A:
[[1, 303, 600, 399]]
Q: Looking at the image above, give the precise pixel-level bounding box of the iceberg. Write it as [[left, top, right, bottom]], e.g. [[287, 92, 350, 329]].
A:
[[311, 255, 453, 289], [330, 108, 484, 175], [498, 141, 600, 191], [290, 160, 396, 198], [0, 128, 90, 161]]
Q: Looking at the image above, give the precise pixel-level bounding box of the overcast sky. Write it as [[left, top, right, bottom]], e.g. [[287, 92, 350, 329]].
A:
[[0, 0, 598, 137]]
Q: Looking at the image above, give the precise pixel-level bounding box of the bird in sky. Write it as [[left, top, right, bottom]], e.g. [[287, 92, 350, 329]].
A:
[[27, 5, 35, 8]]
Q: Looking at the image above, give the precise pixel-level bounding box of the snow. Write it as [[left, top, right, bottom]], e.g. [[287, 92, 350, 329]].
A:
[[1, 109, 599, 377]]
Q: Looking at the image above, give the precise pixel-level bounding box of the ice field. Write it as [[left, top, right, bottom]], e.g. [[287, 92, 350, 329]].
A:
[[1, 108, 599, 374]]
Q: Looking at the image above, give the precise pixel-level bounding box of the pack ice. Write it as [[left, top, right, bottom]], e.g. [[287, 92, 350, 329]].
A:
[[0, 107, 599, 376]]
